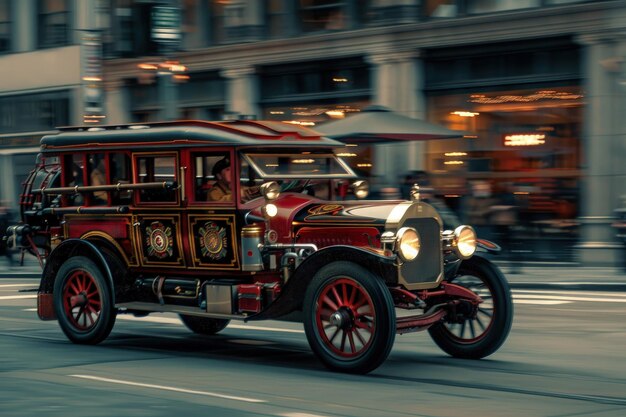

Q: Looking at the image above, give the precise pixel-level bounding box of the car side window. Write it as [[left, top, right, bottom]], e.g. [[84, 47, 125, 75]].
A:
[[136, 155, 177, 203], [193, 152, 232, 203], [110, 153, 131, 205], [63, 153, 85, 206]]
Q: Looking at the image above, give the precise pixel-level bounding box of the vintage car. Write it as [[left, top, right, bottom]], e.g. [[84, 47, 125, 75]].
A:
[[6, 120, 513, 374]]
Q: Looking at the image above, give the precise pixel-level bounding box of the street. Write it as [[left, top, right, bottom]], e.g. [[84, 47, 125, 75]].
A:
[[1, 278, 626, 417]]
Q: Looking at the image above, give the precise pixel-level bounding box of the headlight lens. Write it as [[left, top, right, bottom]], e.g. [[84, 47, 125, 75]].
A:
[[454, 225, 476, 259], [397, 227, 420, 262], [263, 203, 278, 218]]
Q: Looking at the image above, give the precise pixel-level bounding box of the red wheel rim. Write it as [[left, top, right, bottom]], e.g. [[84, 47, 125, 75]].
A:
[[62, 270, 102, 331], [444, 275, 494, 343], [315, 277, 375, 358]]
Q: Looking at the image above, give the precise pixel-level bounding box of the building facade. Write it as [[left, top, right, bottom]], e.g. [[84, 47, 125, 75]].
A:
[[1, 0, 625, 265]]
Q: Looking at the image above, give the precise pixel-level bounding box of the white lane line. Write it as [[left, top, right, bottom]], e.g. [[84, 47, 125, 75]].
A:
[[514, 289, 626, 296], [23, 308, 37, 311], [0, 295, 36, 300], [117, 315, 304, 333], [0, 284, 37, 288], [513, 294, 626, 303], [513, 299, 571, 305], [69, 374, 266, 403], [278, 413, 332, 417]]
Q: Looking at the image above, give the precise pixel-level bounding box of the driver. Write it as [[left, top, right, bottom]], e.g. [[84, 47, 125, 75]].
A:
[[207, 158, 232, 202]]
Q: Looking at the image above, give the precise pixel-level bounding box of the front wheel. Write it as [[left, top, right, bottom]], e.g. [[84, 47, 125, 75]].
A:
[[179, 315, 230, 335], [53, 256, 116, 344], [428, 256, 513, 359], [303, 261, 395, 374]]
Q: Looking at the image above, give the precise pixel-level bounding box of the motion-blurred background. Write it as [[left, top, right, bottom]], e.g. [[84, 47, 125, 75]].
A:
[[0, 0, 625, 266]]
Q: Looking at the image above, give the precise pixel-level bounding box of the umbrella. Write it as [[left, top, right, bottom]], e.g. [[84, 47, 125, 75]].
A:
[[316, 105, 466, 143]]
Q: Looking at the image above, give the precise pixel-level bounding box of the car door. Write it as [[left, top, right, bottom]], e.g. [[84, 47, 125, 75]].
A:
[[132, 151, 187, 269], [183, 148, 241, 270]]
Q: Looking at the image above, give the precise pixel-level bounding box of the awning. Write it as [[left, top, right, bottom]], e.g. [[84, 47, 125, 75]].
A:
[[316, 105, 466, 143]]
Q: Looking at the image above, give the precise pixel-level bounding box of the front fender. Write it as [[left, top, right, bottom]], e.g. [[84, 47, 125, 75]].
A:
[[40, 239, 115, 303], [248, 246, 397, 321]]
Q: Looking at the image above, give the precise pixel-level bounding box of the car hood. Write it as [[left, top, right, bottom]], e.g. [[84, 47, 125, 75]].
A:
[[292, 201, 402, 226]]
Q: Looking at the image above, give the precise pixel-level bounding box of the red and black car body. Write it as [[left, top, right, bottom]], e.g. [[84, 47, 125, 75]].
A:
[[7, 120, 513, 374]]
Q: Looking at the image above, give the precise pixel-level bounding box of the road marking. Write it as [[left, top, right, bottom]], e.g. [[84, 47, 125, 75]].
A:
[[69, 374, 266, 403], [513, 299, 570, 305], [513, 293, 626, 303], [278, 413, 332, 417], [0, 295, 36, 300], [117, 315, 305, 333], [0, 284, 37, 288]]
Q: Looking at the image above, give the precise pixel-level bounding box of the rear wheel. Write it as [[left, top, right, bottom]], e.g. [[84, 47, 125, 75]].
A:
[[179, 315, 230, 335], [303, 261, 395, 374], [428, 256, 513, 359], [53, 256, 116, 344]]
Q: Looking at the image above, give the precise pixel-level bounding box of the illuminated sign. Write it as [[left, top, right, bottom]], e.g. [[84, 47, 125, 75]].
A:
[[504, 134, 546, 147]]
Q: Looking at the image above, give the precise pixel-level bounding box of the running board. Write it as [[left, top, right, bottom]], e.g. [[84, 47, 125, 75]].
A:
[[115, 302, 248, 321]]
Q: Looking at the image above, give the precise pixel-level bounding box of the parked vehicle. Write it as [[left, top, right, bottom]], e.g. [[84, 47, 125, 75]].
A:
[[6, 120, 513, 374]]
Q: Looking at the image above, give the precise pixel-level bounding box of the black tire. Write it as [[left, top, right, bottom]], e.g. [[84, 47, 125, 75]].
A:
[[53, 256, 116, 344], [428, 256, 513, 359], [303, 261, 395, 374], [179, 315, 230, 335]]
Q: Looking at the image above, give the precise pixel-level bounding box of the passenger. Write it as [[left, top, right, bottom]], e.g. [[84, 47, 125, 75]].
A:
[[207, 158, 232, 202], [90, 158, 107, 203]]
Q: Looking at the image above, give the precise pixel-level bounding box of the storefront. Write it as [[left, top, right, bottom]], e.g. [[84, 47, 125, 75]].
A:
[[422, 39, 583, 260]]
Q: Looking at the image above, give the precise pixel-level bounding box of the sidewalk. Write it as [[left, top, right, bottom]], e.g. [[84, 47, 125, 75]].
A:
[[1, 256, 626, 292]]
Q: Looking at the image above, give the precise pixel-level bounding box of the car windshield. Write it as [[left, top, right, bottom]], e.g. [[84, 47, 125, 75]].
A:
[[242, 153, 355, 179]]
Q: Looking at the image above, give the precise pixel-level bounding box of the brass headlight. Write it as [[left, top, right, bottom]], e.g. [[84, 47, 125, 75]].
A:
[[454, 225, 476, 259], [352, 180, 369, 199], [397, 227, 420, 262], [260, 181, 280, 201]]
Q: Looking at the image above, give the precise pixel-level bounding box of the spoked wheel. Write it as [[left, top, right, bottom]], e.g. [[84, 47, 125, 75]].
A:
[[303, 261, 395, 374], [53, 256, 116, 344], [179, 315, 230, 335], [428, 256, 513, 359]]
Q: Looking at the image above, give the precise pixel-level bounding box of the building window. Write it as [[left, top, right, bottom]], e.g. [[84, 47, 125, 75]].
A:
[[466, 0, 540, 14], [422, 0, 458, 18], [0, 0, 10, 53], [0, 91, 70, 134], [38, 0, 71, 49], [299, 0, 346, 33], [260, 58, 371, 127]]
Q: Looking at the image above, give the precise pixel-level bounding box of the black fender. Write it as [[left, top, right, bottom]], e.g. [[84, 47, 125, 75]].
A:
[[477, 238, 501, 253], [40, 239, 115, 303], [248, 246, 397, 321], [444, 250, 502, 280]]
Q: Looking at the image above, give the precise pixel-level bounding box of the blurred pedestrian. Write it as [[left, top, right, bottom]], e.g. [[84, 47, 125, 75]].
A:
[[0, 204, 16, 267], [463, 180, 496, 240]]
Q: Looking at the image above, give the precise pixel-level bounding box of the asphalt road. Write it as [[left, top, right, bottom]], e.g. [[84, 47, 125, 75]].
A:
[[1, 278, 626, 417]]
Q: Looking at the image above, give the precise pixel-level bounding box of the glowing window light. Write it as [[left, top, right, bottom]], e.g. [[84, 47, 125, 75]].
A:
[[504, 134, 546, 146], [336, 153, 357, 157], [451, 111, 479, 117], [444, 160, 464, 165], [292, 159, 315, 164], [444, 152, 467, 157], [357, 163, 373, 168], [333, 77, 349, 82]]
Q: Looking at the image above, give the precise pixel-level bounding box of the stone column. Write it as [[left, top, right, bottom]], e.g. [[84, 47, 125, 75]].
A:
[[103, 79, 130, 124], [221, 65, 260, 119], [367, 49, 424, 188], [576, 33, 626, 265], [12, 0, 36, 52]]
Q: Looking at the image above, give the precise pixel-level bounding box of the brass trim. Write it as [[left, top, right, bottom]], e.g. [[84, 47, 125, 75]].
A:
[[80, 231, 132, 267]]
